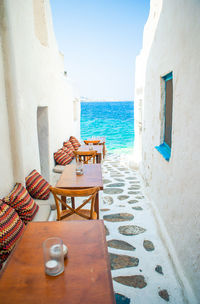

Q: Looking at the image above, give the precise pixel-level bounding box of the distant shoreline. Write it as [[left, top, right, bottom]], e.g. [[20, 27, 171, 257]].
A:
[[80, 100, 134, 103]]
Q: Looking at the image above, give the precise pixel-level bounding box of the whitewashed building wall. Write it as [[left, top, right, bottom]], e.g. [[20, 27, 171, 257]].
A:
[[0, 0, 80, 195], [134, 0, 200, 302]]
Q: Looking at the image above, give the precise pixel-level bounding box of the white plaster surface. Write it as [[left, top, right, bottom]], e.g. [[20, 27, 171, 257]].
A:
[[0, 0, 80, 197], [134, 0, 200, 302]]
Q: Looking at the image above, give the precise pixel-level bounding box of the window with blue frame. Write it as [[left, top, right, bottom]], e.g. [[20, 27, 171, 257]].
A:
[[155, 72, 173, 161]]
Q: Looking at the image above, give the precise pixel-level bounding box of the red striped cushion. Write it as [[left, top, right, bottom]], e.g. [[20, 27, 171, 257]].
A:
[[54, 149, 73, 165], [3, 183, 39, 224], [63, 140, 75, 153], [0, 199, 25, 267], [25, 170, 50, 200], [69, 136, 81, 150], [62, 146, 74, 158]]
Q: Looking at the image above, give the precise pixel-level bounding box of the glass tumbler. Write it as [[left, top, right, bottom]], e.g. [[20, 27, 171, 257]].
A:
[[43, 237, 64, 276], [76, 161, 83, 175]]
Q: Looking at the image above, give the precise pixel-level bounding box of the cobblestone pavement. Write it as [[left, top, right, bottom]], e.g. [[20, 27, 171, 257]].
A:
[[100, 153, 186, 304]]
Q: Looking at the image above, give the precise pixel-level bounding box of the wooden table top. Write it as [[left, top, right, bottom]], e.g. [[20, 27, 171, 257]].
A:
[[0, 221, 115, 304], [78, 144, 103, 154], [56, 164, 103, 190], [87, 137, 106, 144]]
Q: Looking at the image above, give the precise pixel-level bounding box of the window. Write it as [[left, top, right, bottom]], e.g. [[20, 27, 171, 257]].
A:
[[155, 72, 173, 161]]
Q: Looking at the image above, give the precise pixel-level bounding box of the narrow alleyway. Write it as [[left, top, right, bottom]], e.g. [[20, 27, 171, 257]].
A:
[[100, 153, 186, 304]]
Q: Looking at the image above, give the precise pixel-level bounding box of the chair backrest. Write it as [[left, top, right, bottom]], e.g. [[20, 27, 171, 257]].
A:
[[49, 186, 100, 221], [84, 140, 100, 145], [73, 150, 97, 164]]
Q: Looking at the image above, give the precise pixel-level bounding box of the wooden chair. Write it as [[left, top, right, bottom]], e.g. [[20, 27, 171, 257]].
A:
[[84, 139, 106, 159], [49, 186, 100, 221], [73, 150, 97, 164], [84, 140, 100, 145]]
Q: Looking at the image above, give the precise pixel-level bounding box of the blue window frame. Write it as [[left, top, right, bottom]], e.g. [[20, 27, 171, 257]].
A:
[[155, 72, 173, 161]]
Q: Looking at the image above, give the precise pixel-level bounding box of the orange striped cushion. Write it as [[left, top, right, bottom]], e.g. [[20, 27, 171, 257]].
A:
[[69, 136, 81, 150], [54, 149, 73, 165], [3, 183, 39, 224], [63, 140, 75, 153], [0, 200, 25, 267], [62, 146, 74, 158], [25, 170, 50, 200]]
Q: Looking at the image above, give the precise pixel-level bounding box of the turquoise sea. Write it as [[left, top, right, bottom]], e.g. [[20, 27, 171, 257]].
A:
[[81, 101, 134, 153]]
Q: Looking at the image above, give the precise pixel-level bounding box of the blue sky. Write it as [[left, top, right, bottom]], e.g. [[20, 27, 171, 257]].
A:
[[50, 0, 150, 101]]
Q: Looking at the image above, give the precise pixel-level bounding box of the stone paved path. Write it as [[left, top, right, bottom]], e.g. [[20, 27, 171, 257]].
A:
[[100, 153, 186, 304]]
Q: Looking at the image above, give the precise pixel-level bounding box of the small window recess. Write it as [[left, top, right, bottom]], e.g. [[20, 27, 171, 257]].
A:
[[155, 72, 173, 161]]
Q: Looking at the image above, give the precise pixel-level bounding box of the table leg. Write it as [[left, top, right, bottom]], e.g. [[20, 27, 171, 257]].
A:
[[61, 196, 66, 210], [103, 143, 105, 158], [61, 196, 75, 209], [96, 153, 101, 164], [71, 197, 75, 209], [95, 192, 99, 219]]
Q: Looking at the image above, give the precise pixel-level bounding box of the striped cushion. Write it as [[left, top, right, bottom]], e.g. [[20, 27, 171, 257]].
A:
[[69, 136, 81, 150], [25, 170, 50, 200], [54, 149, 73, 165], [0, 200, 25, 267], [63, 140, 75, 153], [3, 183, 39, 224], [62, 146, 74, 158]]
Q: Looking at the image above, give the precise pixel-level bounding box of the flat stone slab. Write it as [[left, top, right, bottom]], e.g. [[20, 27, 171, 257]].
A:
[[109, 253, 139, 270], [136, 196, 144, 199], [119, 225, 146, 236], [125, 177, 137, 180], [155, 265, 163, 275], [100, 208, 110, 212], [103, 188, 123, 194], [118, 195, 129, 201], [128, 191, 141, 195], [103, 179, 112, 184], [114, 178, 124, 182], [132, 206, 143, 210], [128, 200, 138, 204], [107, 183, 125, 187], [103, 196, 114, 205], [113, 275, 147, 288], [115, 293, 130, 304], [128, 186, 140, 190], [103, 213, 134, 222], [104, 225, 109, 236], [143, 240, 155, 251], [118, 205, 125, 207], [107, 239, 136, 251], [158, 289, 169, 301]]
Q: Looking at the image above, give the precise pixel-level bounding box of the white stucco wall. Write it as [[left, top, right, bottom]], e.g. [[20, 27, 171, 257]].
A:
[[0, 26, 14, 194], [135, 0, 200, 302], [0, 0, 80, 196]]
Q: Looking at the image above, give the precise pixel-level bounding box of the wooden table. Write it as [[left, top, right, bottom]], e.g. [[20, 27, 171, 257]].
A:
[[78, 144, 103, 163], [56, 164, 103, 219], [87, 137, 106, 158], [0, 221, 115, 304]]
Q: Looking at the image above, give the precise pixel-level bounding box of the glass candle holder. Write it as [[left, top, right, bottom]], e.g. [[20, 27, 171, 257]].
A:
[[43, 237, 64, 276], [89, 143, 93, 150], [76, 161, 83, 175]]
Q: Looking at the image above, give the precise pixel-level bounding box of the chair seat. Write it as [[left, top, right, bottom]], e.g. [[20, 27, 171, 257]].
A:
[[60, 209, 97, 221]]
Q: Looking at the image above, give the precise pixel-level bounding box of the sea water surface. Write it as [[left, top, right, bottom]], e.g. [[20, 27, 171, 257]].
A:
[[81, 101, 134, 153]]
